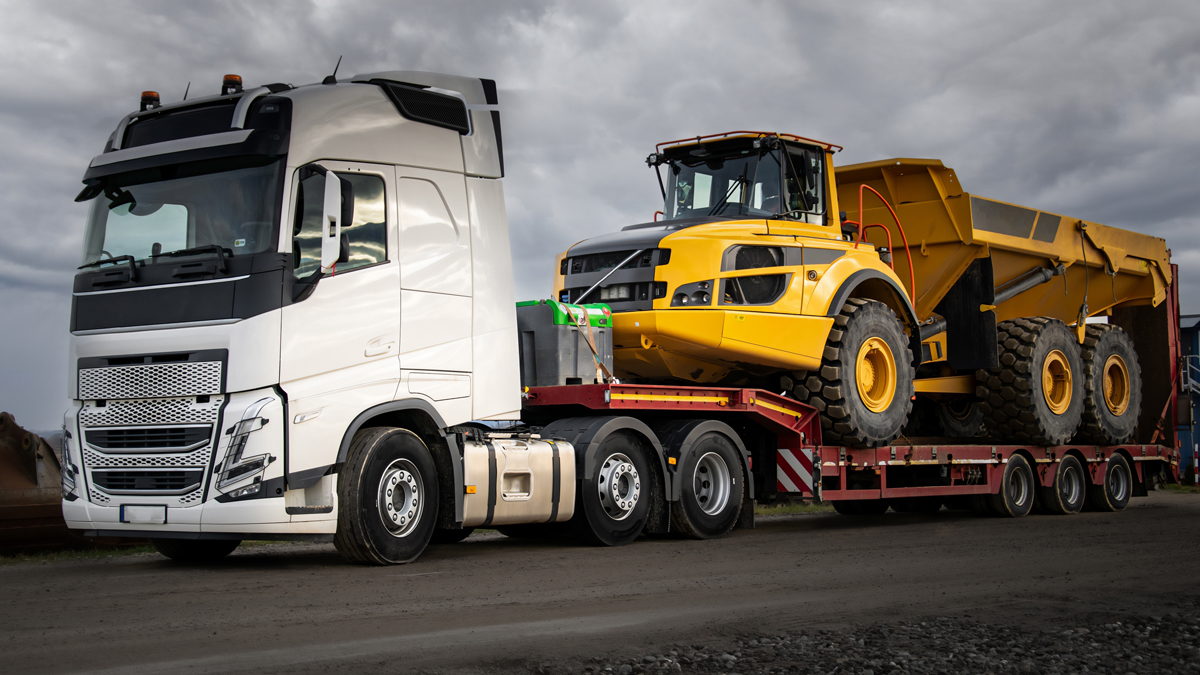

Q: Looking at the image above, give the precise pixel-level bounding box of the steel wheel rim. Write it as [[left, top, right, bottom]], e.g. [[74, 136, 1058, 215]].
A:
[[1042, 350, 1073, 415], [856, 336, 897, 413], [597, 452, 641, 521], [1058, 463, 1082, 505], [1008, 464, 1032, 508], [1103, 354, 1131, 416], [377, 459, 423, 538], [693, 451, 732, 516], [1108, 461, 1130, 502]]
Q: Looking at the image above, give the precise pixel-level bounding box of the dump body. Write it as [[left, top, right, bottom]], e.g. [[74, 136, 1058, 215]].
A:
[[835, 158, 1172, 328]]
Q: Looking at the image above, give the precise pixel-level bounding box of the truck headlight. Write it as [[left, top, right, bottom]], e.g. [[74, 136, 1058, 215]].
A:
[[216, 397, 275, 492]]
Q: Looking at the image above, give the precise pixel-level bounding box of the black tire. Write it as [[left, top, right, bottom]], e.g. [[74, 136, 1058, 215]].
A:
[[790, 299, 915, 448], [571, 431, 651, 546], [891, 497, 943, 513], [1076, 325, 1142, 445], [832, 500, 889, 515], [1086, 453, 1132, 512], [936, 398, 985, 438], [671, 432, 744, 539], [1039, 455, 1086, 515], [430, 527, 474, 544], [151, 538, 240, 562], [989, 454, 1035, 517], [977, 318, 1084, 446], [334, 427, 439, 565]]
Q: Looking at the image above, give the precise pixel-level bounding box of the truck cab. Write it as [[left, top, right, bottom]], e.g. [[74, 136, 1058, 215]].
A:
[[62, 71, 523, 559]]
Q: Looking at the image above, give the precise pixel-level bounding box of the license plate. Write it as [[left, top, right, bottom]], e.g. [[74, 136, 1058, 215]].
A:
[[120, 505, 167, 525]]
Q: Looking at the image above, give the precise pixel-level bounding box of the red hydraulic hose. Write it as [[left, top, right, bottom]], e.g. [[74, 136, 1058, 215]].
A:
[[852, 184, 916, 305]]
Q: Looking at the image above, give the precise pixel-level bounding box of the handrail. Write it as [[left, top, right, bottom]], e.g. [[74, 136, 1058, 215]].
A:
[[1184, 355, 1200, 395], [846, 184, 917, 305]]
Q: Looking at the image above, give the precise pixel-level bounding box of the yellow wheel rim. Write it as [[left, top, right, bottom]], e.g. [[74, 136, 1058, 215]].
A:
[[1042, 350, 1073, 415], [1103, 354, 1130, 416], [856, 337, 897, 413]]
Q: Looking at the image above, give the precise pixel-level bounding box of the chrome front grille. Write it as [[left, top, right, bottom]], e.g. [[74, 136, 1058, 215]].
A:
[[80, 397, 222, 426], [85, 425, 212, 452], [79, 361, 222, 400], [84, 446, 212, 469]]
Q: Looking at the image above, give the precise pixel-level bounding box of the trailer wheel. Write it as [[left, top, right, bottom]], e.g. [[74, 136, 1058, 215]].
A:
[[671, 432, 744, 539], [977, 318, 1084, 446], [1038, 454, 1086, 515], [430, 528, 474, 544], [832, 500, 889, 515], [572, 431, 651, 546], [989, 454, 1035, 517], [151, 538, 240, 562], [1076, 325, 1142, 445], [334, 427, 438, 565], [790, 299, 914, 448], [1086, 453, 1132, 512]]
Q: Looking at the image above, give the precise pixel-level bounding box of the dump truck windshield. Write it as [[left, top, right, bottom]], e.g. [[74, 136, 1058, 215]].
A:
[[663, 149, 782, 220], [80, 158, 283, 266]]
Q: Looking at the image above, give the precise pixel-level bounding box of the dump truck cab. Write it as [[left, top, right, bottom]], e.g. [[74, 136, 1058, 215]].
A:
[[554, 132, 918, 390]]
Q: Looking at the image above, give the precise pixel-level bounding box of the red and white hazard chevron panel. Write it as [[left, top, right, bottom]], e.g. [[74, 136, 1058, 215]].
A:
[[776, 448, 814, 493]]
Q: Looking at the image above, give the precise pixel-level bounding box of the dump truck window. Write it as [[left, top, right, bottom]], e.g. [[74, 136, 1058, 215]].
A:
[[785, 148, 825, 222]]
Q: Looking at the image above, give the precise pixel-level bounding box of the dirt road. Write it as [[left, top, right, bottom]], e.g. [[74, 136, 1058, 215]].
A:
[[4, 490, 1199, 675]]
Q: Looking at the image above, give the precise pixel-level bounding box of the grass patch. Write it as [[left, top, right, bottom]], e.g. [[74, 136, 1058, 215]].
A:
[[1162, 483, 1200, 495], [755, 502, 835, 516], [0, 545, 156, 566]]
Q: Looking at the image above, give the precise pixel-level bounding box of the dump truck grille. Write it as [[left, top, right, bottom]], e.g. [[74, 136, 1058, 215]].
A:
[[79, 361, 222, 400], [85, 425, 212, 452], [91, 470, 204, 495]]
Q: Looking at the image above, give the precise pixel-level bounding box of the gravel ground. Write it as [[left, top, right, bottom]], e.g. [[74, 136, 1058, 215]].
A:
[[543, 604, 1200, 675]]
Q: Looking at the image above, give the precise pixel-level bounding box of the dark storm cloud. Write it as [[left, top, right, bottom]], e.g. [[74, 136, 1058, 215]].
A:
[[1, 0, 1197, 428]]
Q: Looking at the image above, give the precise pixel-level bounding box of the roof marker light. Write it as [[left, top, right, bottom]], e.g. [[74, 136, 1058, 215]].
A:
[[222, 74, 243, 96], [139, 91, 160, 112]]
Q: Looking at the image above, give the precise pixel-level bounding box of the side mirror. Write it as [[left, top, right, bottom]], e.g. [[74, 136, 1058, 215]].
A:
[[320, 171, 342, 273]]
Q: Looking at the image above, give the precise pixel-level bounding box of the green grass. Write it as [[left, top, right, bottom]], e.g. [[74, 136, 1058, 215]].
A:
[[755, 502, 835, 516], [1162, 483, 1200, 495], [0, 545, 156, 566]]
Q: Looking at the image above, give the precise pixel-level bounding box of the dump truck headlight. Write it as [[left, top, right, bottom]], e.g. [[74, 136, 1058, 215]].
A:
[[216, 397, 275, 492]]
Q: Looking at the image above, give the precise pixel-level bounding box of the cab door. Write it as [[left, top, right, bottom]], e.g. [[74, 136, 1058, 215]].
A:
[[279, 161, 400, 485]]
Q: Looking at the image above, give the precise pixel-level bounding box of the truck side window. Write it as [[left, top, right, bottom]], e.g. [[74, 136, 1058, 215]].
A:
[[293, 172, 387, 277], [784, 148, 825, 224]]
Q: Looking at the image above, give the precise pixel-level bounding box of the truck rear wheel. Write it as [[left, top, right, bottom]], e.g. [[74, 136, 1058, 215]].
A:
[[977, 318, 1084, 446], [671, 432, 744, 539], [334, 427, 439, 565], [1086, 453, 1132, 512], [1039, 454, 1086, 515], [151, 538, 240, 562], [790, 299, 914, 448], [1077, 325, 1142, 445], [989, 454, 1035, 517], [572, 431, 651, 546]]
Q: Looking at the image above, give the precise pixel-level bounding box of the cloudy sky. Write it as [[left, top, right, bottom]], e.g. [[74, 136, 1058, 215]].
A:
[[1, 0, 1197, 430]]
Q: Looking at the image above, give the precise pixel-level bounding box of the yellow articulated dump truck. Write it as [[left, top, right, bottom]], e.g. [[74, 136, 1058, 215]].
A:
[[553, 131, 1172, 449]]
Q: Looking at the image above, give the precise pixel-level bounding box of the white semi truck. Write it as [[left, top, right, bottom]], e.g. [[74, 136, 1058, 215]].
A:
[[61, 70, 1179, 565]]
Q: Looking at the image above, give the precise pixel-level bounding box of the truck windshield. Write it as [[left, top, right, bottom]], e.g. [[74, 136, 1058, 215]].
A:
[[663, 149, 782, 220], [80, 158, 283, 266]]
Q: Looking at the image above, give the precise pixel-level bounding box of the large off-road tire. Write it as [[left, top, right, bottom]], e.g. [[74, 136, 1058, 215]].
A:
[[151, 538, 240, 562], [832, 500, 889, 515], [1086, 453, 1132, 512], [989, 454, 1036, 517], [1039, 454, 1086, 515], [936, 398, 986, 438], [334, 427, 439, 565], [977, 318, 1084, 446], [670, 432, 744, 539], [789, 299, 915, 448], [1076, 325, 1142, 445], [571, 431, 651, 546]]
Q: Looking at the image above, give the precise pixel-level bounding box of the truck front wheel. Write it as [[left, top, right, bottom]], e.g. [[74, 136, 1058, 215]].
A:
[[790, 299, 915, 448], [671, 432, 744, 539], [572, 431, 651, 546], [334, 427, 439, 565]]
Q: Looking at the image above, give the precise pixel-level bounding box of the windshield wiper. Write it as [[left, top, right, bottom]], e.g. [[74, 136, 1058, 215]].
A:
[[708, 174, 747, 217], [78, 255, 138, 281], [157, 245, 228, 273]]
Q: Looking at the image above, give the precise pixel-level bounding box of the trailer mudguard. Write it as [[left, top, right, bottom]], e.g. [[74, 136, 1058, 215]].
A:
[[650, 419, 753, 500]]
